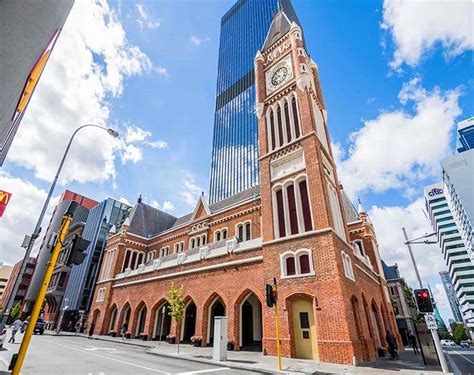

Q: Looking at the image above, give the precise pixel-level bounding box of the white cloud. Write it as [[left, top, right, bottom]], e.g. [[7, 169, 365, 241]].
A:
[[335, 78, 462, 199], [155, 66, 168, 76], [0, 172, 59, 265], [162, 201, 175, 212], [8, 0, 162, 185], [181, 171, 203, 206], [190, 35, 209, 47], [370, 198, 446, 285], [136, 4, 160, 30], [382, 0, 473, 70], [118, 196, 131, 206], [120, 124, 168, 162], [146, 140, 168, 149]]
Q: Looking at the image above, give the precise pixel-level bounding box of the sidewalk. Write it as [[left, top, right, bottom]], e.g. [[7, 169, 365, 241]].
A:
[[52, 331, 448, 374]]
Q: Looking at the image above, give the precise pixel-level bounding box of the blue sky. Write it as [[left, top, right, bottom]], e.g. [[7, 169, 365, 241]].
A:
[[0, 0, 472, 322]]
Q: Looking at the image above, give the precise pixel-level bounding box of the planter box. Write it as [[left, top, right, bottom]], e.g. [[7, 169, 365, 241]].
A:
[[108, 331, 117, 337], [140, 334, 148, 341], [227, 342, 234, 351], [192, 340, 202, 347], [125, 332, 131, 339]]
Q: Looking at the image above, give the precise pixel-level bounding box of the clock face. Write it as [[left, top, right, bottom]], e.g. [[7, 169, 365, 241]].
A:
[[271, 66, 288, 86]]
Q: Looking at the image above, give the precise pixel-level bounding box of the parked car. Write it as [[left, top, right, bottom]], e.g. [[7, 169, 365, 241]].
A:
[[33, 318, 45, 335], [441, 339, 456, 346], [460, 340, 470, 348]]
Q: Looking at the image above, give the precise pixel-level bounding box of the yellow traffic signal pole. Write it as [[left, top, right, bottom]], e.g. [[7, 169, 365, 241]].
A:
[[11, 211, 73, 375], [273, 281, 282, 371]]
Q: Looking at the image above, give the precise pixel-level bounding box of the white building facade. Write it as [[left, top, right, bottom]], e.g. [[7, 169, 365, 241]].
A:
[[424, 182, 474, 338]]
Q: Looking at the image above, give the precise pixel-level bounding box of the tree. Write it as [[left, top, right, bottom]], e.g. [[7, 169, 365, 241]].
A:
[[168, 285, 185, 354], [452, 323, 469, 344], [10, 302, 21, 320]]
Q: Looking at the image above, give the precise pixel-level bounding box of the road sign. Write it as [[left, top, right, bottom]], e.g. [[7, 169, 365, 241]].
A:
[[425, 314, 438, 330]]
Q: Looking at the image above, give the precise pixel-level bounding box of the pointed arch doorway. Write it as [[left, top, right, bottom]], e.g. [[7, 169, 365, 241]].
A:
[[239, 293, 262, 351]]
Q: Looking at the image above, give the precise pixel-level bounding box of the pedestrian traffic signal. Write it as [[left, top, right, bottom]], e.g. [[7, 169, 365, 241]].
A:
[[65, 235, 90, 266], [266, 284, 277, 308], [413, 288, 434, 313]]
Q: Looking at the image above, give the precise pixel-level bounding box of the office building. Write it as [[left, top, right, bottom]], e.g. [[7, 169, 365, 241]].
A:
[[23, 190, 97, 312], [0, 257, 36, 311], [88, 9, 399, 365], [424, 182, 474, 338], [456, 117, 474, 153], [0, 0, 74, 165], [442, 149, 474, 260], [439, 271, 464, 323], [382, 261, 418, 345], [209, 0, 301, 203], [60, 198, 131, 326], [0, 264, 13, 303]]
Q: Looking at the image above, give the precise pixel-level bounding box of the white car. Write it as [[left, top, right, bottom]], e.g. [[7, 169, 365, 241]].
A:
[[441, 339, 456, 346]]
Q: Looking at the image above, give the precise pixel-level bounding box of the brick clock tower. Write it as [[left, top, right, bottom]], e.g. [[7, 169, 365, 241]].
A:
[[255, 11, 397, 363]]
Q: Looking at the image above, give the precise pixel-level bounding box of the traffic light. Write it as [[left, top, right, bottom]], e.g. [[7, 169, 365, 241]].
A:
[[65, 235, 90, 266], [413, 288, 434, 313], [266, 284, 277, 308]]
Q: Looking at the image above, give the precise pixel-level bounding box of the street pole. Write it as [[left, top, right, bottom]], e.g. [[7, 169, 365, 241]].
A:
[[402, 227, 423, 289], [0, 124, 118, 332], [11, 204, 76, 375], [401, 227, 449, 373], [159, 305, 165, 345], [273, 278, 282, 371]]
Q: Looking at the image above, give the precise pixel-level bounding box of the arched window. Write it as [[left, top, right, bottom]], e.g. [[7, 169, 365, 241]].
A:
[[275, 188, 286, 238], [286, 256, 296, 276], [292, 96, 300, 138], [281, 249, 314, 278], [287, 183, 298, 235], [122, 250, 131, 272], [299, 253, 310, 274], [284, 100, 292, 143], [277, 104, 284, 147], [216, 231, 221, 241], [245, 222, 251, 241], [238, 224, 244, 241], [353, 240, 365, 257], [342, 251, 355, 280], [269, 109, 276, 151], [299, 180, 313, 231], [222, 229, 227, 239], [190, 238, 195, 248]]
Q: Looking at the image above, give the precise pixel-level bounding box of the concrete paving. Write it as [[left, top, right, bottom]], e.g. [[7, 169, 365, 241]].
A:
[[0, 329, 257, 374]]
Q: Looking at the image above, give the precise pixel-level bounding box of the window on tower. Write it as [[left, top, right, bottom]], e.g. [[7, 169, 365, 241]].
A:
[[272, 175, 313, 239], [266, 93, 302, 152], [280, 249, 315, 278]]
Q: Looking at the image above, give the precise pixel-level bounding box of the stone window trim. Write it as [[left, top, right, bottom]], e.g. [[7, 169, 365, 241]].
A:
[[272, 174, 314, 239], [280, 249, 315, 279], [189, 234, 207, 249], [342, 251, 355, 281], [121, 248, 145, 273], [96, 287, 106, 302], [173, 241, 185, 253], [159, 246, 170, 258], [99, 249, 116, 281], [213, 227, 228, 242], [352, 239, 365, 258], [235, 220, 252, 242], [266, 92, 301, 152], [146, 250, 156, 262]]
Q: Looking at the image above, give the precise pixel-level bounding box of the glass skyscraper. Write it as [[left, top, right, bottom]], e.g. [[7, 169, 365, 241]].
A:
[[209, 0, 300, 203], [456, 117, 474, 153]]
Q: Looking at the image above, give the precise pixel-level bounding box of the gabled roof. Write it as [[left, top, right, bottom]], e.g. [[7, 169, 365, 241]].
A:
[[190, 194, 211, 221], [341, 190, 360, 224], [262, 10, 292, 51], [128, 201, 177, 238]]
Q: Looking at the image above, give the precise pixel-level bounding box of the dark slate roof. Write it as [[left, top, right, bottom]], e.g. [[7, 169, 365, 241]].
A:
[[128, 202, 178, 238], [382, 261, 400, 281], [209, 185, 260, 214], [263, 11, 292, 51], [341, 190, 360, 223]]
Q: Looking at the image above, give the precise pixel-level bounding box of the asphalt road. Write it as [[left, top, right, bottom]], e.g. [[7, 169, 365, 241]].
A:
[[444, 346, 474, 374], [0, 331, 256, 375]]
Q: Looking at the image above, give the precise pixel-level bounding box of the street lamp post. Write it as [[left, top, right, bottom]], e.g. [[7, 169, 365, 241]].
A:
[[402, 227, 448, 373], [0, 124, 119, 332]]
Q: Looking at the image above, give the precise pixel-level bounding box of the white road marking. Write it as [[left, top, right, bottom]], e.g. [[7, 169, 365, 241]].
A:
[[84, 347, 117, 351], [452, 350, 474, 364], [176, 369, 230, 375], [0, 356, 9, 367], [45, 340, 169, 374]]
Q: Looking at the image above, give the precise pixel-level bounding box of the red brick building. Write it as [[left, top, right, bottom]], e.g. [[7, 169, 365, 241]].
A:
[[90, 11, 399, 364]]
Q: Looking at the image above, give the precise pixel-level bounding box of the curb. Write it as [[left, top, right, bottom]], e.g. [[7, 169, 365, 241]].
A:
[[145, 348, 284, 375], [45, 332, 285, 374]]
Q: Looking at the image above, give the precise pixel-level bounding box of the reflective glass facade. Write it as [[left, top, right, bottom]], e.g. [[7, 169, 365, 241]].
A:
[[209, 0, 300, 203], [61, 198, 131, 314]]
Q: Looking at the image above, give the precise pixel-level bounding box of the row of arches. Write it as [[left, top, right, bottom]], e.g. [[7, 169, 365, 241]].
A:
[[101, 291, 263, 350]]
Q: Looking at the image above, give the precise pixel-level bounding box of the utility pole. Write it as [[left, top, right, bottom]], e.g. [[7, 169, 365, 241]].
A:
[[402, 227, 448, 373], [11, 202, 77, 374]]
